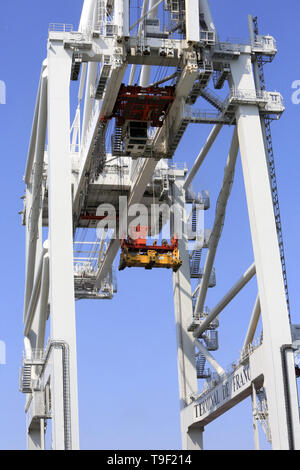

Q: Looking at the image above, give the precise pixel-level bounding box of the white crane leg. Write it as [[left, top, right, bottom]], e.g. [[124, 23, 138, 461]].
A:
[[47, 41, 79, 450], [231, 54, 300, 449], [172, 176, 203, 449]]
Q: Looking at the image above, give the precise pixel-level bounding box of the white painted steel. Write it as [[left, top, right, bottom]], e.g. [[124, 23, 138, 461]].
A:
[[47, 41, 79, 450], [25, 185, 45, 449], [241, 295, 260, 354], [24, 70, 48, 319], [24, 61, 46, 185], [24, 245, 48, 337], [129, 0, 149, 85], [199, 0, 217, 34], [251, 384, 260, 450], [182, 360, 254, 429], [139, 0, 158, 87], [183, 124, 222, 190], [78, 62, 87, 103], [194, 127, 239, 316], [27, 423, 45, 450], [129, 0, 164, 31], [81, 64, 98, 145], [231, 53, 300, 449], [36, 253, 50, 350], [172, 176, 203, 450], [24, 336, 32, 359], [20, 0, 300, 452], [123, 0, 130, 37], [115, 0, 129, 37], [195, 339, 225, 376], [81, 1, 97, 144], [193, 263, 256, 338], [185, 0, 200, 43], [79, 0, 97, 32]]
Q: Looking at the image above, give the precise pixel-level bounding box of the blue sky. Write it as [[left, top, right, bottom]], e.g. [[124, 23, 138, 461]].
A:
[[0, 0, 299, 450]]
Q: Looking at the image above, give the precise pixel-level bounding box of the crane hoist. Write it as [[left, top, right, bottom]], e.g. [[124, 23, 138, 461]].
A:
[[119, 226, 182, 272]]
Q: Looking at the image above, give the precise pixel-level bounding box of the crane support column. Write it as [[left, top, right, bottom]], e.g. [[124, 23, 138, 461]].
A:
[[231, 54, 300, 449], [81, 0, 97, 144], [115, 0, 129, 38], [185, 0, 200, 43], [25, 187, 46, 450], [171, 175, 203, 450], [47, 40, 79, 450]]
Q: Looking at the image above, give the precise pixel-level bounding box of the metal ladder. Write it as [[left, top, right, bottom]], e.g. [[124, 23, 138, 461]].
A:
[[112, 126, 122, 155], [95, 64, 111, 100], [199, 88, 225, 112], [253, 17, 290, 314], [213, 63, 230, 90], [167, 118, 189, 157], [20, 364, 32, 393], [192, 203, 197, 232], [159, 174, 169, 201], [189, 206, 202, 277], [254, 387, 272, 443], [196, 354, 206, 378], [90, 121, 107, 181], [95, 0, 106, 34], [190, 250, 202, 278], [187, 63, 213, 104]]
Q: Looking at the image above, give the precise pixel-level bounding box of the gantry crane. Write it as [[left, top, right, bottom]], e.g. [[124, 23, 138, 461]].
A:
[[20, 0, 300, 450]]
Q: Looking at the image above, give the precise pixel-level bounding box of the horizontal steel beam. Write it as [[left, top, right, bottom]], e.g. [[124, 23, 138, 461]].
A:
[[183, 357, 263, 429]]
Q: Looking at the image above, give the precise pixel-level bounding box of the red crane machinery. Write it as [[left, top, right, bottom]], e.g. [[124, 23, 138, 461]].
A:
[[111, 84, 175, 155]]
